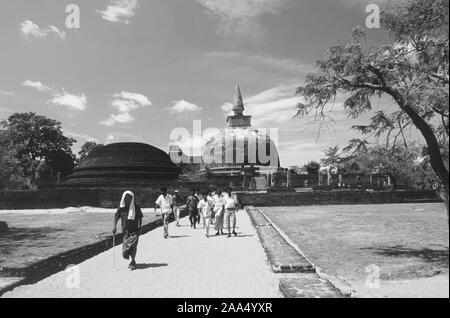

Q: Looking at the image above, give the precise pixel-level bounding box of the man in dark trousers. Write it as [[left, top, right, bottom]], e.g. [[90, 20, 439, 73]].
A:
[[186, 189, 199, 229], [223, 187, 238, 237]]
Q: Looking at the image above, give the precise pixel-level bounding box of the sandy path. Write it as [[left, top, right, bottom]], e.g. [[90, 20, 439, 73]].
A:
[[2, 210, 281, 298]]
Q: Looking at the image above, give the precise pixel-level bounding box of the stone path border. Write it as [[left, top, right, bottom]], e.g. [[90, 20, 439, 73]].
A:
[[246, 207, 314, 273], [246, 206, 350, 298], [0, 277, 26, 296]]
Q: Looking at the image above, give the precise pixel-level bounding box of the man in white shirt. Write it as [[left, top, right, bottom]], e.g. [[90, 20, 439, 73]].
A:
[[223, 187, 238, 237], [197, 192, 213, 237], [155, 187, 173, 239]]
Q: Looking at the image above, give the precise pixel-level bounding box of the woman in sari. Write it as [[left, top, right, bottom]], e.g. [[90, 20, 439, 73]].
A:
[[112, 191, 143, 271]]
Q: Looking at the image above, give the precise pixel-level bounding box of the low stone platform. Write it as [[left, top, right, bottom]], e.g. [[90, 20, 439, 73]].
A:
[[246, 206, 348, 298]]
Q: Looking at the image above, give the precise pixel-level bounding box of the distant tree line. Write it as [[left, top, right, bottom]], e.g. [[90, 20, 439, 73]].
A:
[[290, 142, 436, 191]]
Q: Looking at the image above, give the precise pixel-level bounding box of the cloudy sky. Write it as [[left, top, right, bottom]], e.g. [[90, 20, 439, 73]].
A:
[[0, 0, 412, 167]]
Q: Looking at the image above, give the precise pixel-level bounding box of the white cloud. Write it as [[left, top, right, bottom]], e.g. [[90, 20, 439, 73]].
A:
[[20, 20, 66, 41], [106, 132, 145, 143], [101, 113, 135, 126], [63, 130, 99, 155], [113, 91, 151, 107], [22, 80, 88, 111], [63, 130, 98, 143], [247, 55, 313, 74], [112, 113, 134, 124], [0, 90, 14, 96], [248, 95, 303, 127], [22, 80, 52, 92], [195, 0, 289, 39], [111, 99, 139, 113], [48, 92, 88, 111], [171, 100, 203, 114], [100, 91, 150, 126], [246, 85, 297, 105], [221, 102, 233, 113], [97, 0, 138, 24]]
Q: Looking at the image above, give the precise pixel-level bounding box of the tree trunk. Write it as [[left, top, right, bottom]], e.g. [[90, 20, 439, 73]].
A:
[[388, 173, 398, 190], [439, 184, 449, 224], [388, 90, 449, 217]]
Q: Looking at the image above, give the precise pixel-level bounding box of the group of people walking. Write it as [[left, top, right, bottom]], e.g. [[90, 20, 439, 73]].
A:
[[112, 187, 240, 270], [185, 187, 239, 238]]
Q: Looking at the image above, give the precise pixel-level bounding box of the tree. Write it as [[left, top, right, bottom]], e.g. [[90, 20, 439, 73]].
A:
[[304, 161, 321, 175], [78, 141, 103, 162], [296, 0, 449, 215], [46, 151, 76, 177], [289, 165, 306, 174], [320, 146, 344, 170], [355, 144, 420, 189], [3, 112, 76, 186], [0, 130, 27, 190], [6, 113, 76, 161]]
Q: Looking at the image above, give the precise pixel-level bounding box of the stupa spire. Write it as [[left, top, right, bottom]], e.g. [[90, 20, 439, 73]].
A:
[[227, 85, 252, 128], [233, 85, 245, 115]]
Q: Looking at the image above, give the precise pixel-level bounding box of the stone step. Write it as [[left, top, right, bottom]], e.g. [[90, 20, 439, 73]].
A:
[[279, 275, 348, 298]]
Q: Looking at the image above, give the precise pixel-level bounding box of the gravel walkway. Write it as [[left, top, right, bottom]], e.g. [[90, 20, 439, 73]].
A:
[[2, 210, 281, 298]]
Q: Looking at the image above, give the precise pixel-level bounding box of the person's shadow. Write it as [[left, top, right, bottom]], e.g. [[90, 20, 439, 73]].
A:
[[236, 234, 254, 238], [134, 263, 168, 270], [169, 235, 190, 239]]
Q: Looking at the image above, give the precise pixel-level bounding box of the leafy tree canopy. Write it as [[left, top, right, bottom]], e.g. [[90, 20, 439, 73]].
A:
[[303, 161, 321, 175]]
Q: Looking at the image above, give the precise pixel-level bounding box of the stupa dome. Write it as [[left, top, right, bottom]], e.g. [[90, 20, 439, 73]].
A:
[[201, 86, 280, 175], [66, 142, 180, 185], [202, 128, 280, 171]]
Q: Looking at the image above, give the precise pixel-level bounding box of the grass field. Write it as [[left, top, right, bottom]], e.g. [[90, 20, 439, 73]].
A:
[[261, 203, 449, 297], [0, 209, 158, 271]]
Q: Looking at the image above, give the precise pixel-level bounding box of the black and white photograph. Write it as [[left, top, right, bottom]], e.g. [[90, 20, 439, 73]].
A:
[[0, 0, 448, 302]]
